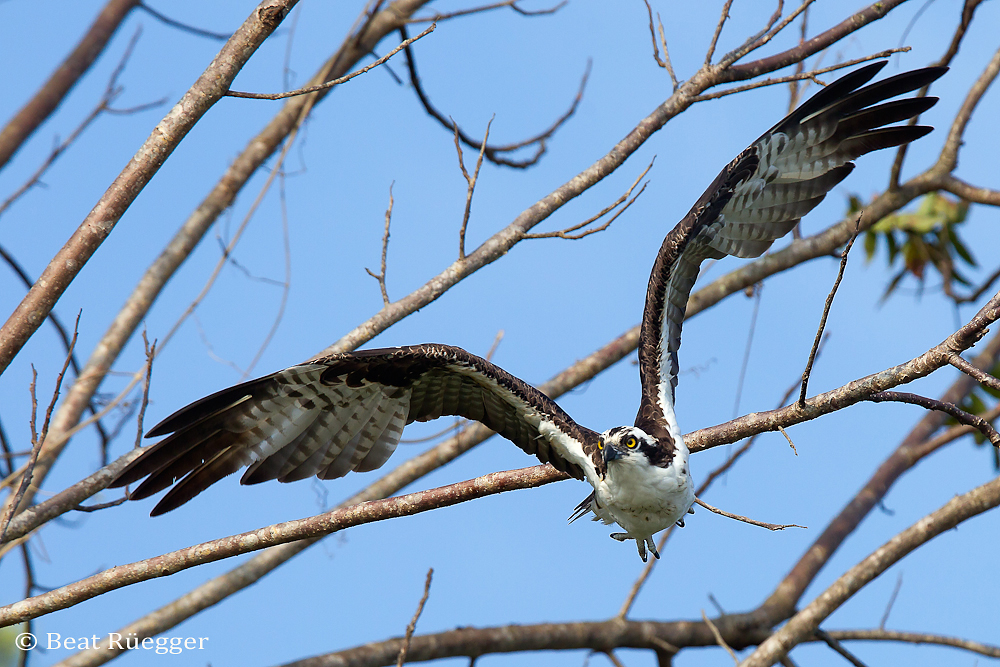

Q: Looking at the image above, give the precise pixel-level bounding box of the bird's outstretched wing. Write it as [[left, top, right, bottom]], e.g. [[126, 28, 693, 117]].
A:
[[112, 344, 602, 515], [635, 62, 947, 439]]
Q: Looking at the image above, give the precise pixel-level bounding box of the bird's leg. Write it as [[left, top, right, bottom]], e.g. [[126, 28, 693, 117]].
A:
[[610, 532, 648, 562], [675, 518, 685, 528], [645, 537, 660, 560]]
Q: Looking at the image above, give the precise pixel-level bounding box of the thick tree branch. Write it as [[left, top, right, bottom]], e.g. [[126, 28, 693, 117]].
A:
[[685, 291, 1000, 453], [0, 467, 563, 625], [722, 0, 909, 81], [742, 475, 1000, 666], [755, 328, 1000, 622]]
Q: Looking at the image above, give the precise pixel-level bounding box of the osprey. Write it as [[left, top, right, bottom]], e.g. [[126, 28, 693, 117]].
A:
[[112, 63, 945, 561]]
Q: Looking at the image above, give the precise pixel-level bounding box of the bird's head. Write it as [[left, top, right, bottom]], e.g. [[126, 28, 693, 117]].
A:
[[597, 426, 657, 465]]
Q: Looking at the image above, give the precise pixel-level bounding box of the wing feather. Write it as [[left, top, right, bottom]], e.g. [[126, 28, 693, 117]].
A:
[[112, 344, 601, 514], [636, 63, 946, 440]]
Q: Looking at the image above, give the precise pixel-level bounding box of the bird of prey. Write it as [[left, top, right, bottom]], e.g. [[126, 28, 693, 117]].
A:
[[112, 62, 945, 561]]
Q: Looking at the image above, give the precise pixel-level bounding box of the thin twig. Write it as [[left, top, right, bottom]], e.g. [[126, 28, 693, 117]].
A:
[[138, 2, 231, 40], [701, 610, 739, 665], [0, 28, 161, 220], [399, 421, 463, 444], [601, 650, 626, 667], [778, 426, 797, 455], [867, 391, 1000, 447], [524, 160, 653, 240], [0, 245, 110, 449], [456, 120, 492, 259], [695, 498, 806, 531], [240, 171, 294, 379], [73, 497, 128, 513], [402, 25, 589, 168], [226, 24, 436, 99], [947, 352, 1000, 392], [692, 50, 909, 103], [409, 0, 566, 22], [718, 0, 805, 68], [733, 283, 763, 417], [0, 315, 80, 543], [944, 264, 1000, 305], [642, 0, 678, 88], [786, 6, 811, 113], [814, 629, 870, 667], [367, 183, 394, 306], [134, 332, 155, 449], [397, 568, 433, 667], [799, 218, 860, 407], [705, 0, 736, 65], [879, 572, 903, 629]]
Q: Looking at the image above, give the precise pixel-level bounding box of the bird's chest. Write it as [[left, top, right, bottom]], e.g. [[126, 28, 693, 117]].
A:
[[601, 460, 693, 533]]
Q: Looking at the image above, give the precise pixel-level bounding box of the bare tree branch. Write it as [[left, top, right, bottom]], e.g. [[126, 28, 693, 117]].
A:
[[0, 315, 79, 544], [826, 629, 1000, 658], [137, 2, 232, 40], [755, 328, 1000, 624], [13, 0, 435, 521], [409, 0, 566, 22], [401, 24, 591, 168], [0, 0, 297, 376], [643, 0, 678, 89], [742, 474, 1000, 666], [523, 160, 653, 240], [397, 569, 433, 667], [692, 50, 909, 103], [702, 609, 740, 665], [694, 498, 805, 531], [866, 390, 1000, 447], [225, 23, 435, 99], [0, 0, 140, 170], [799, 219, 860, 406], [367, 184, 394, 306], [0, 28, 164, 221], [456, 120, 492, 259], [0, 466, 564, 625], [947, 352, 1000, 391]]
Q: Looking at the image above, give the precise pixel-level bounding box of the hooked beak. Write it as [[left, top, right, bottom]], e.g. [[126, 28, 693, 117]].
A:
[[602, 444, 622, 463]]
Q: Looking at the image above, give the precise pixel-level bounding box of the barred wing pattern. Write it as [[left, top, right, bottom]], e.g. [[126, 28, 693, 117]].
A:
[[635, 63, 946, 439], [112, 345, 603, 515]]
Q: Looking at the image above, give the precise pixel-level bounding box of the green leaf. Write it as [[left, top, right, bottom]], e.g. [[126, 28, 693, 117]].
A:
[[864, 230, 877, 261]]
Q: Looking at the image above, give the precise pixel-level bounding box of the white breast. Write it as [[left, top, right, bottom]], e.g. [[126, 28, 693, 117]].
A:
[[604, 453, 694, 538]]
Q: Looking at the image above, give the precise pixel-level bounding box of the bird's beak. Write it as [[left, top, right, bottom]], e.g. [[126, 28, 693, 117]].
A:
[[602, 445, 621, 463]]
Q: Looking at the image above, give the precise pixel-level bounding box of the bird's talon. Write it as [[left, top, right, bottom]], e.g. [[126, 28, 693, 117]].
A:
[[647, 538, 660, 560]]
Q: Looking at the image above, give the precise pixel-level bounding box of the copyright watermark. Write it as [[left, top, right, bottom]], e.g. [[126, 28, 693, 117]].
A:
[[15, 632, 209, 655]]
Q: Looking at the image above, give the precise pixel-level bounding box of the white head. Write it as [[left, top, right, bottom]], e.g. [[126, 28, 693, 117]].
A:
[[597, 426, 657, 466]]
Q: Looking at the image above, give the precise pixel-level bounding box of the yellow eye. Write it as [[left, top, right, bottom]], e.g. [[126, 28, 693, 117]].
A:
[[626, 436, 638, 449], [597, 438, 604, 450]]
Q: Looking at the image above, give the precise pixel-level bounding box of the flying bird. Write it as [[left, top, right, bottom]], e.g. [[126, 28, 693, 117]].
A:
[[112, 62, 945, 561]]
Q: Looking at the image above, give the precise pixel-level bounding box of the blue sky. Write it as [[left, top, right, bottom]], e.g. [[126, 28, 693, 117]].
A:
[[1, 1, 998, 666]]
